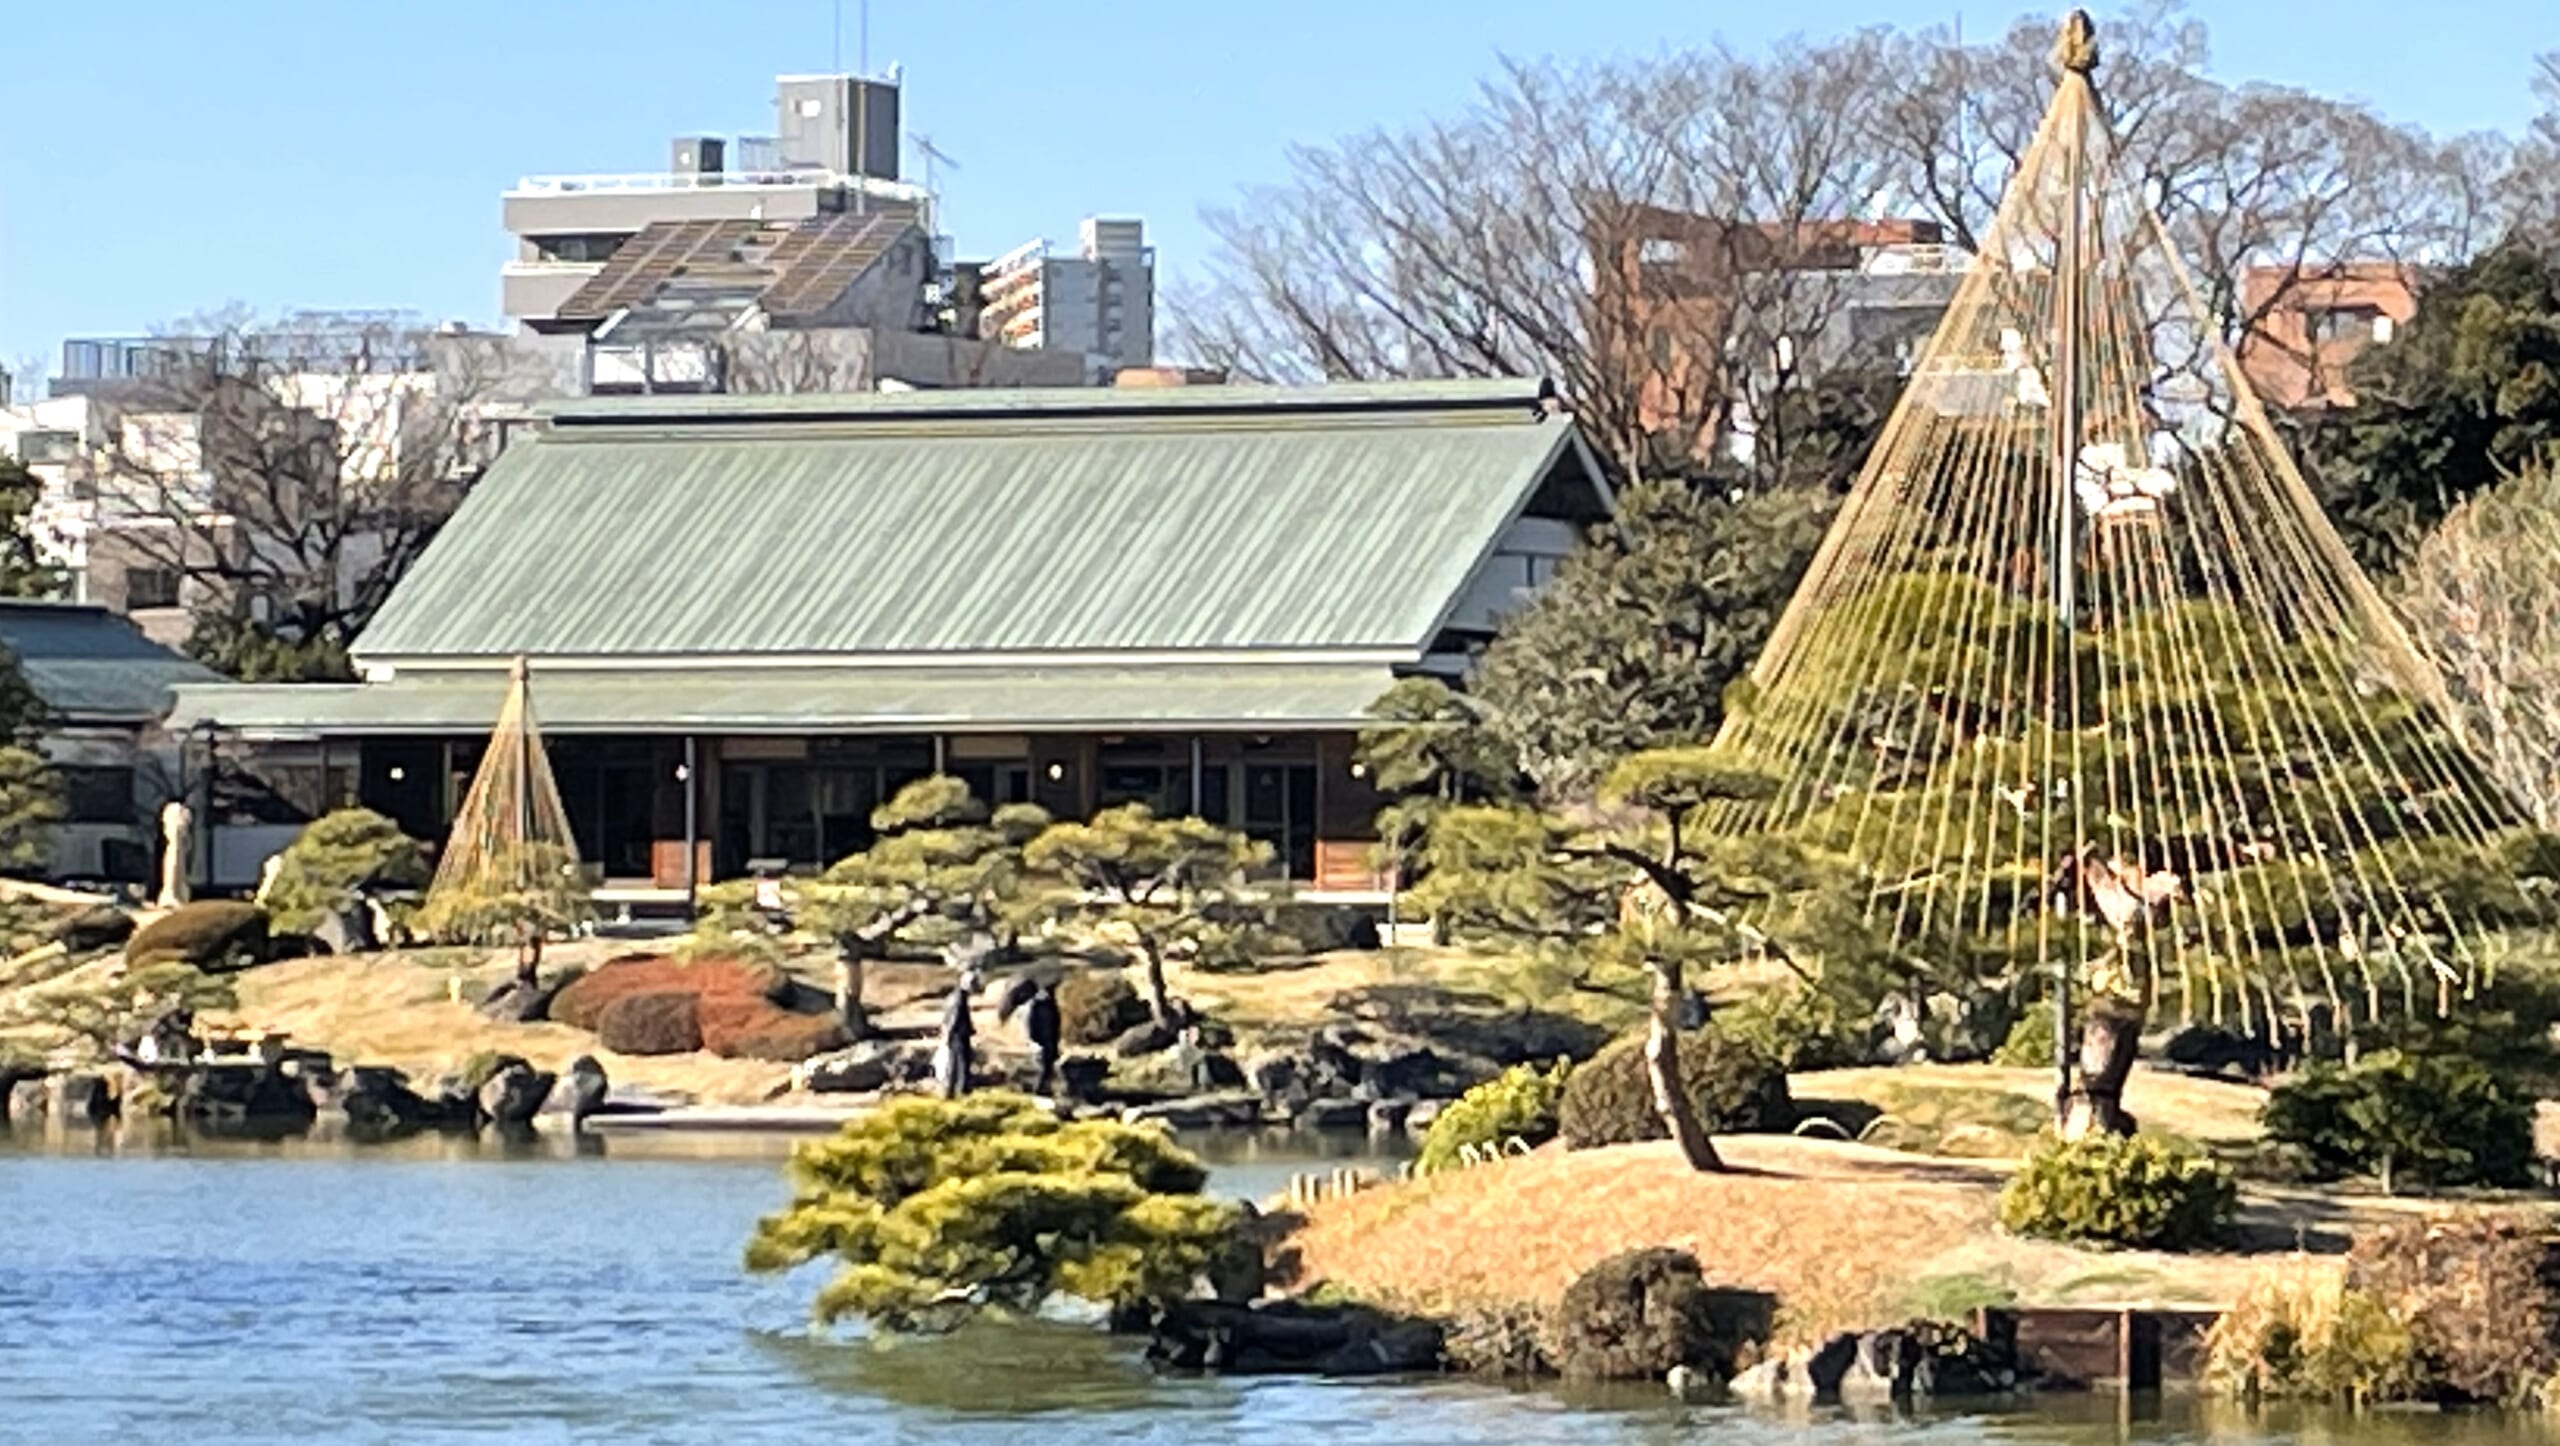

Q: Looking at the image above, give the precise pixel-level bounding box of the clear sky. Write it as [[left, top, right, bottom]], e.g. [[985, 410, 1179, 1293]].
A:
[[1, 0, 2548, 373]]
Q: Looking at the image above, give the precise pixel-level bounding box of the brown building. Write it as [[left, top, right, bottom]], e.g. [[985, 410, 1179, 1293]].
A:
[[2236, 262, 2416, 410], [1591, 209, 1961, 458]]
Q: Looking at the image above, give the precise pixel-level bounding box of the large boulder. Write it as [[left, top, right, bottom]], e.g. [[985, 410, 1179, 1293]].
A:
[[1120, 1091, 1265, 1130], [126, 901, 271, 972], [796, 1039, 936, 1094], [50, 1072, 119, 1124], [1547, 1248, 1749, 1382], [478, 968, 582, 1025], [1727, 1323, 2015, 1406], [51, 905, 135, 954], [309, 903, 380, 956], [7, 1077, 48, 1123], [322, 1065, 470, 1136], [594, 992, 704, 1056], [175, 1063, 313, 1131], [477, 1060, 557, 1126], [565, 1056, 610, 1128], [1145, 1301, 1444, 1376]]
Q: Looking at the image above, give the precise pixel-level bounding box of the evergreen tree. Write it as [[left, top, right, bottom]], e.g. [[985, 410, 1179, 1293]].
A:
[[2300, 240, 2560, 572], [1472, 480, 1830, 796], [0, 457, 64, 601], [1412, 747, 1889, 1172], [802, 776, 1050, 1039], [1021, 806, 1269, 1028]]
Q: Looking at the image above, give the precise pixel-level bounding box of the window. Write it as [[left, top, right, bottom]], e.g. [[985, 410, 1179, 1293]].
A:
[[125, 566, 181, 610], [61, 766, 134, 825], [2305, 306, 2382, 346], [18, 429, 77, 464], [535, 233, 627, 264]]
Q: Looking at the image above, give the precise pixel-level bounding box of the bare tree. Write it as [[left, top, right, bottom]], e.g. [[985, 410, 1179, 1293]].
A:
[[1172, 39, 1900, 486], [81, 314, 503, 679], [1180, 7, 2529, 480], [2396, 458, 2560, 828]]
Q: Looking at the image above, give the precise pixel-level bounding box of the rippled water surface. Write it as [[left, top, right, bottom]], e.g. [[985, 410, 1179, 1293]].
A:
[[3, 1125, 2555, 1444]]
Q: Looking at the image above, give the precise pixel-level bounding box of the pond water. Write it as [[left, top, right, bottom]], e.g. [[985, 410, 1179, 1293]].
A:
[[2, 1123, 2553, 1445]]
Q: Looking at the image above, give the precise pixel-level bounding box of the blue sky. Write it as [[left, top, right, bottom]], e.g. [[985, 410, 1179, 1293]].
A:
[[1, 0, 2549, 373]]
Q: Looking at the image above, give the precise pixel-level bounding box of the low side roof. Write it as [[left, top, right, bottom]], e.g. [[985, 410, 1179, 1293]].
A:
[[166, 664, 1399, 737], [0, 602, 222, 723], [355, 379, 1590, 664]]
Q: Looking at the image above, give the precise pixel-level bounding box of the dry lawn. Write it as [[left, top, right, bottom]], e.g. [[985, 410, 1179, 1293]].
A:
[[1798, 1062, 2274, 1149], [1283, 1129, 2479, 1344]]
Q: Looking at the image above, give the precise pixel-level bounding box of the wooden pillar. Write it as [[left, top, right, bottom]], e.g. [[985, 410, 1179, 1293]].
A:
[[681, 735, 700, 910], [1188, 736, 1204, 816]]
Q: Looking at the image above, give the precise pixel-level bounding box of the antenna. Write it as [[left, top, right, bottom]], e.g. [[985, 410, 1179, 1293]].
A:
[[910, 132, 961, 196]]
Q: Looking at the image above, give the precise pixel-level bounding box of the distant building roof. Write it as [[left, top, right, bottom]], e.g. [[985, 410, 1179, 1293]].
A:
[[0, 601, 221, 723], [350, 377, 1597, 669], [549, 208, 923, 328]]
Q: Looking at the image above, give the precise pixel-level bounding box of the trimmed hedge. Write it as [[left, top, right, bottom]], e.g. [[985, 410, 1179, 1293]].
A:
[[596, 992, 703, 1056], [551, 954, 788, 1033], [1998, 1133, 2236, 1250], [1556, 1028, 1791, 1149], [1419, 1061, 1568, 1171], [126, 901, 271, 972], [1058, 971, 1150, 1045], [697, 995, 851, 1063]]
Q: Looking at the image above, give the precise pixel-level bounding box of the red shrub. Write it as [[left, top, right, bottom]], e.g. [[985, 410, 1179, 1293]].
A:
[[552, 954, 786, 1032], [700, 997, 851, 1063], [595, 992, 703, 1056]]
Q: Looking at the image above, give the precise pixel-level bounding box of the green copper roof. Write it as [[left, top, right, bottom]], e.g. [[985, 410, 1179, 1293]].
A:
[[0, 602, 221, 723], [355, 379, 1588, 663], [166, 665, 1401, 737]]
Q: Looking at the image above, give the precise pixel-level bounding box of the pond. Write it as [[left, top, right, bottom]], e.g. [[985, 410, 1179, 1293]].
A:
[[0, 1123, 2551, 1444]]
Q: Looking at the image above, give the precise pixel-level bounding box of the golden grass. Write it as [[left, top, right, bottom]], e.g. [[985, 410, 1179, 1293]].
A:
[[223, 942, 799, 1105], [1281, 1131, 2445, 1343], [1799, 1063, 2271, 1146]]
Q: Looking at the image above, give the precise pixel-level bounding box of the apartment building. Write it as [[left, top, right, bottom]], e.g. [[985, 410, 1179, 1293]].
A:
[[974, 218, 1156, 373], [502, 73, 925, 330]]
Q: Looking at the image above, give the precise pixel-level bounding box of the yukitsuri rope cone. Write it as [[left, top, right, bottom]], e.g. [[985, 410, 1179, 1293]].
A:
[[1702, 11, 2549, 1130], [416, 656, 592, 959]]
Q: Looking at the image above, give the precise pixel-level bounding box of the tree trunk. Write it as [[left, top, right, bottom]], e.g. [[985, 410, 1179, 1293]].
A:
[[834, 951, 869, 1041], [513, 920, 542, 995], [2061, 993, 2146, 1139], [1647, 959, 1724, 1172], [1142, 942, 1178, 1029]]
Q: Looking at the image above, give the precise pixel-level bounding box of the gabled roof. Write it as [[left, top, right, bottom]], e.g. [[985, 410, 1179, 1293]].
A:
[[354, 378, 1598, 667], [0, 601, 222, 723]]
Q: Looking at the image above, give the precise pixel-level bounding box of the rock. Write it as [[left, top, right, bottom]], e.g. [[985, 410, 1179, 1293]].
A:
[[1298, 1098, 1372, 1131], [1365, 1098, 1413, 1135], [9, 1077, 50, 1123], [796, 1039, 935, 1094], [1192, 1050, 1247, 1092], [2161, 1024, 2283, 1081], [565, 1056, 609, 1128], [1869, 994, 1929, 1066], [1121, 1091, 1264, 1130], [51, 905, 135, 953], [1113, 1020, 1180, 1057], [478, 967, 581, 1025], [1244, 1050, 1305, 1105], [1666, 1363, 1710, 1400], [310, 904, 379, 956], [327, 1065, 455, 1136], [49, 1073, 117, 1124], [1403, 1099, 1445, 1136], [175, 1063, 312, 1131], [1727, 1324, 2014, 1407], [477, 1061, 557, 1126], [1146, 1300, 1445, 1376], [1057, 1054, 1110, 1103]]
